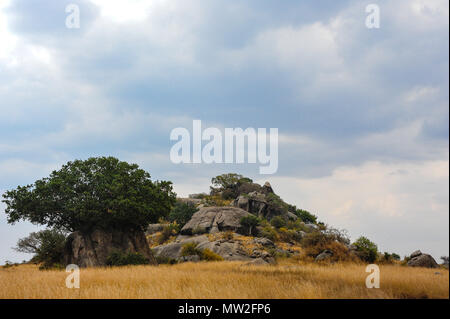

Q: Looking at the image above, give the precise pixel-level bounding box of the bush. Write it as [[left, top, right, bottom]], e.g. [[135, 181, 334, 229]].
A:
[[106, 251, 149, 266], [168, 202, 198, 227], [181, 242, 201, 257], [15, 230, 67, 269], [277, 227, 302, 243], [352, 236, 378, 263], [180, 243, 224, 261], [240, 215, 260, 235], [294, 209, 317, 224], [259, 226, 279, 242], [266, 193, 289, 216], [201, 195, 233, 207], [200, 249, 223, 261], [270, 216, 286, 229], [156, 223, 179, 245]]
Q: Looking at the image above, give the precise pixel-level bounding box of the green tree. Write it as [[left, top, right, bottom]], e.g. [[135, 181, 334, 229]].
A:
[[210, 173, 253, 199], [240, 215, 260, 235], [353, 236, 378, 263], [294, 209, 317, 224], [2, 157, 176, 233], [168, 202, 198, 227], [270, 216, 286, 229], [15, 230, 67, 268]]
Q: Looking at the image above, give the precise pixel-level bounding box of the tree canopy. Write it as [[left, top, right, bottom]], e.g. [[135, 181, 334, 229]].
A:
[[2, 157, 176, 232]]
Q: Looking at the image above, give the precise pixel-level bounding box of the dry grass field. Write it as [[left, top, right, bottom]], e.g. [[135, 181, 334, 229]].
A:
[[0, 260, 448, 299]]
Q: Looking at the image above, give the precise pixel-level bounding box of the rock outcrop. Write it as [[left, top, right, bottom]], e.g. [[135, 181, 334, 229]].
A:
[[64, 229, 154, 267], [180, 207, 253, 235], [152, 234, 276, 264], [407, 251, 439, 268]]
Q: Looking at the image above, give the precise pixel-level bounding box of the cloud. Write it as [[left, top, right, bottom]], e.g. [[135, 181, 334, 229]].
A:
[[266, 159, 449, 260], [0, 0, 448, 262]]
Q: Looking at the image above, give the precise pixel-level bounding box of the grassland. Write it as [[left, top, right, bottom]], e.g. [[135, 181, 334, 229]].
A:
[[0, 260, 448, 299]]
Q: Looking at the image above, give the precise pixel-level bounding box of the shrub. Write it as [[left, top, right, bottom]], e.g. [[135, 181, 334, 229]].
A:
[[352, 236, 378, 263], [106, 251, 149, 266], [294, 209, 317, 224], [266, 193, 289, 216], [181, 242, 201, 257], [156, 223, 179, 245], [260, 226, 279, 242], [277, 227, 302, 243], [168, 202, 198, 227], [180, 243, 224, 261], [200, 249, 224, 261], [201, 195, 233, 207], [15, 229, 67, 269], [240, 215, 260, 235], [270, 216, 286, 229], [303, 240, 356, 262]]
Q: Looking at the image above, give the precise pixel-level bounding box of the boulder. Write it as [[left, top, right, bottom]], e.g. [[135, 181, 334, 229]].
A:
[[233, 192, 268, 218], [410, 250, 422, 258], [152, 235, 209, 260], [64, 229, 154, 267], [287, 211, 298, 221], [262, 182, 274, 194], [196, 240, 252, 261], [180, 207, 253, 235], [407, 253, 439, 268], [315, 250, 333, 262]]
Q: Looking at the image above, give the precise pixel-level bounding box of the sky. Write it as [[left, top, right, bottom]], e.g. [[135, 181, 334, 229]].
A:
[[0, 0, 448, 264]]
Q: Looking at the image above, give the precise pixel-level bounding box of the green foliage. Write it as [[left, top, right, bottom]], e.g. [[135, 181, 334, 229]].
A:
[[180, 243, 223, 261], [240, 215, 260, 235], [259, 226, 278, 242], [200, 249, 224, 261], [106, 250, 149, 266], [277, 227, 303, 243], [294, 209, 317, 224], [270, 216, 286, 229], [181, 242, 201, 257], [168, 202, 198, 227], [266, 193, 289, 216], [2, 157, 177, 233], [353, 236, 378, 263], [15, 229, 66, 269], [391, 253, 401, 261], [201, 195, 232, 207], [301, 227, 350, 247], [156, 223, 180, 245], [210, 173, 253, 199]]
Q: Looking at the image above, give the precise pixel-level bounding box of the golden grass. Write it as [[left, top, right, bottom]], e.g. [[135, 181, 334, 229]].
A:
[[0, 260, 448, 299]]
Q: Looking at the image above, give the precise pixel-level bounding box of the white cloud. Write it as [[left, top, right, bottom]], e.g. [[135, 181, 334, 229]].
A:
[[266, 159, 449, 259]]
